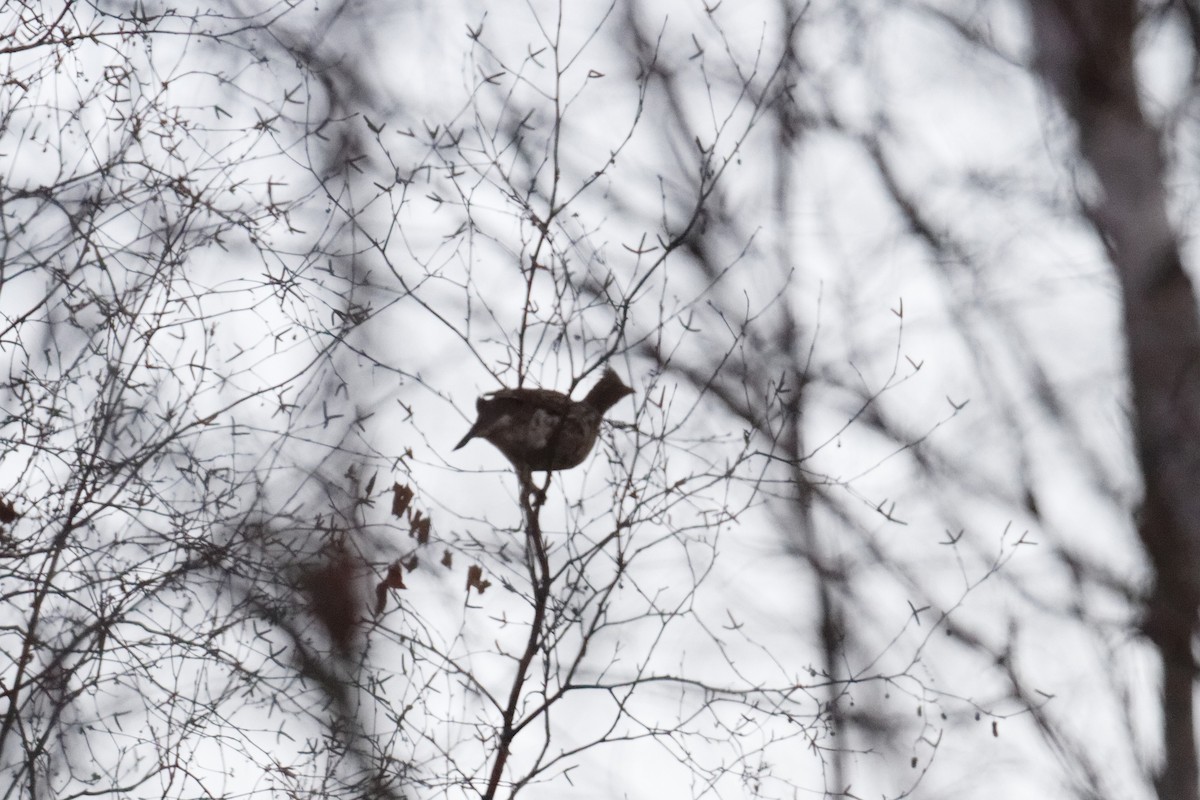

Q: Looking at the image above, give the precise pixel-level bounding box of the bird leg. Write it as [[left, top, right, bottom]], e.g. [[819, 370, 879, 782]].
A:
[[516, 466, 546, 509], [531, 473, 550, 509]]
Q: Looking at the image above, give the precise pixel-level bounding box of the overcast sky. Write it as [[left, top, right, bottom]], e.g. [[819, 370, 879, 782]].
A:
[[4, 1, 1195, 798]]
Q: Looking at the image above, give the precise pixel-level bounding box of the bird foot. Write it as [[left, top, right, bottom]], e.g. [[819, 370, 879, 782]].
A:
[[517, 470, 545, 509]]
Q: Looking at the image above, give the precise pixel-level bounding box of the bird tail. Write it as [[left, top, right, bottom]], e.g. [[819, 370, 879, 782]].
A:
[[453, 427, 476, 450]]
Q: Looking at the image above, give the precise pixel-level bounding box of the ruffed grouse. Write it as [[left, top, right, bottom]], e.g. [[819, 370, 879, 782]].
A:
[[454, 368, 633, 479]]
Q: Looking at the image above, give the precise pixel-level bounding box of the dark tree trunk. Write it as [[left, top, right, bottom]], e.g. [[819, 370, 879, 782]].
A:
[[1029, 3, 1200, 799]]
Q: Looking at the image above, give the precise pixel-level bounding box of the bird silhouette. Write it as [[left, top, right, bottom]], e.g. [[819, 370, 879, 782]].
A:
[[454, 368, 633, 488]]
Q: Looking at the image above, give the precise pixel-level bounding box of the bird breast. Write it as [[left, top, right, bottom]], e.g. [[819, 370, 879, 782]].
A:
[[487, 406, 601, 470]]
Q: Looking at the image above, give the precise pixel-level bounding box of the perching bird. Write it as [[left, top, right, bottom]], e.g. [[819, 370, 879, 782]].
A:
[[454, 368, 633, 480]]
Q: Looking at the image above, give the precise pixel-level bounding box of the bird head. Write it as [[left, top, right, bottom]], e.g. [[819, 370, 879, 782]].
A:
[[583, 368, 634, 413]]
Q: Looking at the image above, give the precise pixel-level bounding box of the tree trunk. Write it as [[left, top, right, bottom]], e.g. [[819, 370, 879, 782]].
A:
[[1029, 3, 1200, 799]]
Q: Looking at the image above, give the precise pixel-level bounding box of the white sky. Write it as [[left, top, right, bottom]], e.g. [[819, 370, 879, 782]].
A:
[[4, 0, 1195, 798]]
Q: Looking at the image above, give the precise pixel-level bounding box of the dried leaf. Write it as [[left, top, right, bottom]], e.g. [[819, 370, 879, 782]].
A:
[[374, 561, 406, 615], [391, 483, 414, 518], [383, 561, 406, 589], [305, 553, 361, 651], [410, 511, 431, 544], [441, 549, 453, 568], [466, 564, 491, 595]]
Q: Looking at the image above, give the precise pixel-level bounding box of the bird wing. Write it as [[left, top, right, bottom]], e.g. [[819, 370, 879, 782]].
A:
[[484, 386, 573, 414], [453, 387, 574, 450]]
